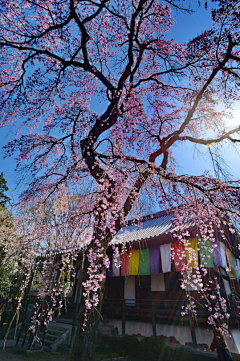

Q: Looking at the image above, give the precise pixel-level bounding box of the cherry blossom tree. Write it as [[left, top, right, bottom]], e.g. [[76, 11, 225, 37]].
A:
[[0, 0, 240, 360]]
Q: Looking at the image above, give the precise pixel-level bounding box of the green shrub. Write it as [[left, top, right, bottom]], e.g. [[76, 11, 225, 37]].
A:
[[96, 334, 139, 357], [96, 335, 240, 361], [133, 337, 170, 361], [170, 347, 196, 361], [96, 335, 121, 353], [232, 353, 240, 361], [118, 335, 139, 357]]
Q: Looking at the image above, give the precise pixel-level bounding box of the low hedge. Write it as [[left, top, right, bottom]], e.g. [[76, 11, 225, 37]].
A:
[[232, 353, 240, 361], [97, 335, 197, 361], [97, 334, 240, 361], [97, 334, 139, 356]]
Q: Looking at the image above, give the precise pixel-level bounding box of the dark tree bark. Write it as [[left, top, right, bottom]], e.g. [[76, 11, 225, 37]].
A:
[[71, 243, 107, 361]]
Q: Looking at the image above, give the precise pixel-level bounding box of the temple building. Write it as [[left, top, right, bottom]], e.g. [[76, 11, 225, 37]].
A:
[[17, 210, 240, 353], [99, 210, 240, 352]]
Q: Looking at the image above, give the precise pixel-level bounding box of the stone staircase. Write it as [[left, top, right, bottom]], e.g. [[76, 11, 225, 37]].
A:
[[7, 302, 77, 351], [56, 304, 75, 325], [7, 305, 116, 352], [43, 321, 72, 351], [9, 320, 72, 351]]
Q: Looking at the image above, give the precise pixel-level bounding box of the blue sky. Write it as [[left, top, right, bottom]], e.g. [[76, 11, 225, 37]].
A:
[[0, 1, 239, 204], [170, 3, 240, 180]]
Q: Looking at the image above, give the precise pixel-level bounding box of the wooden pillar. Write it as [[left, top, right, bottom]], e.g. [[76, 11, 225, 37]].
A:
[[189, 316, 197, 348], [152, 313, 156, 337], [122, 313, 125, 336]]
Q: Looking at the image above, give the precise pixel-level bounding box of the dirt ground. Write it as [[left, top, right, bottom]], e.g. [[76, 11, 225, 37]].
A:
[[0, 348, 71, 361], [0, 348, 127, 361]]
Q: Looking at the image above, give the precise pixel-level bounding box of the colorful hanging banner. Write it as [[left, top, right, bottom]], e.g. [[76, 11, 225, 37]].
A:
[[236, 259, 240, 279], [234, 258, 240, 279], [220, 242, 228, 269], [121, 251, 130, 276], [172, 241, 187, 272], [149, 246, 160, 274], [129, 250, 139, 275], [225, 246, 231, 270], [185, 238, 198, 268], [139, 249, 151, 275], [212, 239, 223, 267], [160, 243, 171, 273], [198, 239, 214, 268], [229, 250, 238, 279]]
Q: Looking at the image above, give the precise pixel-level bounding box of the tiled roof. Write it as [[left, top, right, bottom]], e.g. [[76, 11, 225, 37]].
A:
[[111, 211, 175, 244]]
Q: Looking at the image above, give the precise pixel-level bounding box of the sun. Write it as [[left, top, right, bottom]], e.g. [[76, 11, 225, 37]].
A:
[[226, 108, 240, 128]]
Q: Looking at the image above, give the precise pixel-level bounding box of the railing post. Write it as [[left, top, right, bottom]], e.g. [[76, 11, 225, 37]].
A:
[[122, 313, 125, 336], [69, 273, 82, 349], [189, 315, 197, 348], [152, 313, 156, 337], [20, 269, 35, 324]]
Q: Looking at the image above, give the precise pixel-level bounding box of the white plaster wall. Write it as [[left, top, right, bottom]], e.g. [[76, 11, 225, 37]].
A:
[[195, 326, 239, 354], [103, 318, 152, 337], [156, 323, 192, 345], [103, 317, 240, 354], [195, 327, 213, 347], [125, 320, 152, 337], [227, 329, 240, 354], [104, 317, 122, 335], [104, 317, 192, 344]]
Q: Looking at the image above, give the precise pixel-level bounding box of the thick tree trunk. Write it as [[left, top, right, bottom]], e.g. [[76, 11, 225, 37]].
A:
[[71, 244, 107, 361]]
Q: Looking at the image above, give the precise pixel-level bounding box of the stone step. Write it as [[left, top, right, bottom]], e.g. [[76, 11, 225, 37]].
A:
[[10, 320, 72, 352], [46, 328, 66, 337], [55, 318, 73, 325], [42, 339, 54, 348], [43, 333, 59, 342], [43, 345, 51, 352], [16, 329, 61, 348], [48, 321, 72, 331]]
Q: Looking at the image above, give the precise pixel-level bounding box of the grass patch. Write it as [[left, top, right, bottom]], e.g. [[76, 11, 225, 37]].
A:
[[7, 349, 70, 361]]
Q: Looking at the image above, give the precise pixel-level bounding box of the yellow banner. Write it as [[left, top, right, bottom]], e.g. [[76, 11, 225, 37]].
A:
[[185, 238, 198, 268], [129, 250, 139, 275]]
